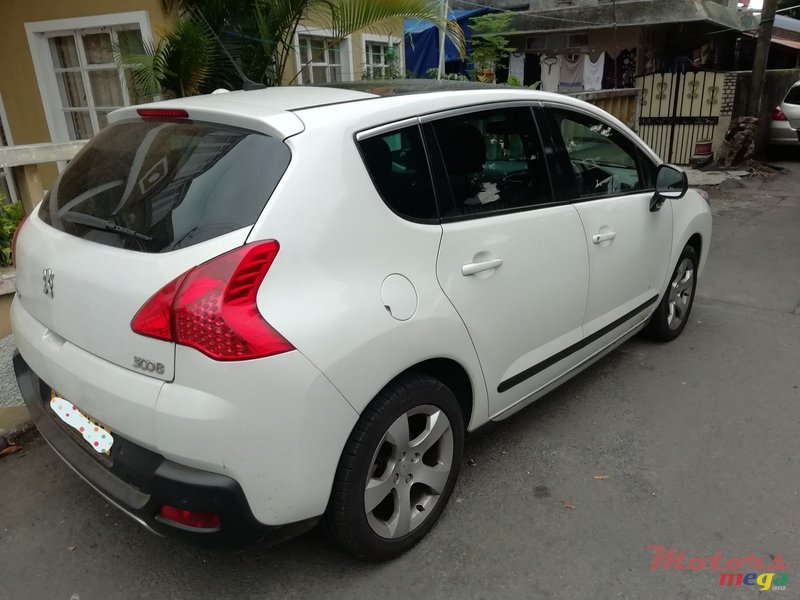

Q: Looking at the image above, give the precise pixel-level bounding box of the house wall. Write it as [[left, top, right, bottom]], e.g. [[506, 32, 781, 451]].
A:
[[284, 19, 405, 85], [0, 0, 174, 199]]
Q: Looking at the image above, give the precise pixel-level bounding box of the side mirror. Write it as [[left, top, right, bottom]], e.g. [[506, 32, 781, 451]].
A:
[[651, 164, 688, 211]]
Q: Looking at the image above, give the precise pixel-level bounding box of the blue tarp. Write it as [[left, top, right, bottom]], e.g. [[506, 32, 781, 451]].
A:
[[404, 8, 490, 77]]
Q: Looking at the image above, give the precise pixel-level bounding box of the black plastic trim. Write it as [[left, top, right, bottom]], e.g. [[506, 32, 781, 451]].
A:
[[13, 351, 319, 547], [497, 294, 659, 393]]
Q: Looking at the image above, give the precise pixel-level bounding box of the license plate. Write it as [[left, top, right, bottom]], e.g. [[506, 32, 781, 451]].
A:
[[50, 393, 114, 455]]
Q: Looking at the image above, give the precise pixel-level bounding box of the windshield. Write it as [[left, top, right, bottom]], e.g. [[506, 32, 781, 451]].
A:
[[38, 119, 290, 253]]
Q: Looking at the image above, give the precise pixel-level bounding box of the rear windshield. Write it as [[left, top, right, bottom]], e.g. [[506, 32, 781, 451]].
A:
[[784, 85, 800, 105], [38, 120, 290, 252]]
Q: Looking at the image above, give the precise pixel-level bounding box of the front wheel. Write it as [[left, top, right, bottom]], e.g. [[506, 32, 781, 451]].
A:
[[644, 244, 698, 341], [325, 374, 464, 560]]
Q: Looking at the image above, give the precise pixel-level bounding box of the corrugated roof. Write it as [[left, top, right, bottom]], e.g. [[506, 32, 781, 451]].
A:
[[775, 15, 800, 35]]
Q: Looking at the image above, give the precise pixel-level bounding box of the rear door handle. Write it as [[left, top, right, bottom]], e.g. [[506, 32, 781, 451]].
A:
[[592, 232, 617, 244], [461, 258, 503, 276]]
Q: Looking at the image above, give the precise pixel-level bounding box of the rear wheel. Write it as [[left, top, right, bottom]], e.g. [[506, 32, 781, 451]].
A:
[[325, 374, 464, 560], [644, 244, 698, 341]]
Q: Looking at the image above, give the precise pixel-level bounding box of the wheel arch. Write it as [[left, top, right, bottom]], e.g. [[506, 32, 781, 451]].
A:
[[380, 358, 477, 432]]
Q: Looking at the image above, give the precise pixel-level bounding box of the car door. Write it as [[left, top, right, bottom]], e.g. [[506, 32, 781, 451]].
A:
[[424, 104, 590, 417], [540, 104, 673, 351]]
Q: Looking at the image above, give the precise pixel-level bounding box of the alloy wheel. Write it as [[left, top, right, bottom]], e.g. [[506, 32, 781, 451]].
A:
[[364, 405, 454, 539], [667, 257, 694, 330]]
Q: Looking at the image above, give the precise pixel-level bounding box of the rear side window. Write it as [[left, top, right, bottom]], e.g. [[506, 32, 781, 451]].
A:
[[359, 125, 437, 221], [38, 120, 290, 253], [784, 85, 800, 105], [431, 107, 552, 219]]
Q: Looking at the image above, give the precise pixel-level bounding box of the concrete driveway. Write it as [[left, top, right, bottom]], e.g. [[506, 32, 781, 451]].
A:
[[1, 164, 798, 600]]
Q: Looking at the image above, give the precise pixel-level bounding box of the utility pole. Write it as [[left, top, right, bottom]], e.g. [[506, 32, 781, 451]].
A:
[[747, 0, 778, 116], [437, 0, 448, 79]]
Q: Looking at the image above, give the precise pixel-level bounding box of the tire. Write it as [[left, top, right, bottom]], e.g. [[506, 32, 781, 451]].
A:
[[644, 244, 698, 342], [325, 373, 464, 561]]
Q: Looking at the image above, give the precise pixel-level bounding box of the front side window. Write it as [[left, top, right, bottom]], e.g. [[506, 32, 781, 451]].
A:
[[431, 107, 552, 218], [551, 108, 651, 199], [359, 125, 437, 221], [47, 28, 145, 140], [298, 35, 344, 83]]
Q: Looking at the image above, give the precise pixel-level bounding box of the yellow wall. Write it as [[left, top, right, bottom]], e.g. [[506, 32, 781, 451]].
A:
[[0, 0, 175, 195]]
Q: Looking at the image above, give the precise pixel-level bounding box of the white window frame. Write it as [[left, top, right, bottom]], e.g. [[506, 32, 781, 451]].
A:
[[361, 33, 404, 80], [0, 92, 19, 203], [25, 12, 154, 146], [292, 27, 354, 84]]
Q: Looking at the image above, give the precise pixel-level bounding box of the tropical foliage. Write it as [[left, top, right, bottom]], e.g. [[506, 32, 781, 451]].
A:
[[125, 0, 465, 98], [468, 13, 515, 83], [0, 195, 25, 267]]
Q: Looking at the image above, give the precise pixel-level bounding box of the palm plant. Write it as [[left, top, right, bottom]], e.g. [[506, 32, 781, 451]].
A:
[[124, 0, 465, 98], [121, 17, 217, 101]]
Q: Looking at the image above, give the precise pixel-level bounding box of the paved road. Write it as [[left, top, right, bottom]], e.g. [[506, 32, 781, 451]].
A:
[[1, 164, 799, 600]]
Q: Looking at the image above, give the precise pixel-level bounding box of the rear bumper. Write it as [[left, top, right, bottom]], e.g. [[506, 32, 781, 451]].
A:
[[14, 351, 318, 546], [769, 120, 799, 146]]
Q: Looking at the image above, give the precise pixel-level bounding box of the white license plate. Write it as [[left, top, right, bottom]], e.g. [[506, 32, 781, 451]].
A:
[[50, 395, 114, 455]]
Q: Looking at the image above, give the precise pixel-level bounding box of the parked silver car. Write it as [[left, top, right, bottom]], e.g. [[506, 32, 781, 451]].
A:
[[770, 82, 800, 146]]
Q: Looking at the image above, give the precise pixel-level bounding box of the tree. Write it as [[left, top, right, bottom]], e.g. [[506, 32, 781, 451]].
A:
[[469, 13, 516, 83], [124, 0, 465, 98]]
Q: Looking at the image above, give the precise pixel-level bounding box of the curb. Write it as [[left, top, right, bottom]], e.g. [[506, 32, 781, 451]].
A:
[[0, 405, 33, 438]]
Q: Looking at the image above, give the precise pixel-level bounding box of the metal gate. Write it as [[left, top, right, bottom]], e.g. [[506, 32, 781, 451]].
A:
[[635, 71, 725, 164]]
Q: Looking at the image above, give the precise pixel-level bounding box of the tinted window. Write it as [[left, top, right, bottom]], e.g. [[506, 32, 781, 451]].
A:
[[551, 109, 649, 199], [784, 85, 800, 105], [38, 120, 290, 252], [431, 107, 551, 218], [359, 125, 437, 220]]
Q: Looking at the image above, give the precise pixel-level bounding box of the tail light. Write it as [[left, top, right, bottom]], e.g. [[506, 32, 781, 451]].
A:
[[159, 505, 220, 529], [11, 211, 30, 268], [771, 106, 787, 121], [131, 240, 293, 361], [137, 108, 189, 119]]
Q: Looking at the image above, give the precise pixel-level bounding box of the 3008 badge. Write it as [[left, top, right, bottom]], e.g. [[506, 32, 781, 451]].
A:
[[133, 356, 165, 374]]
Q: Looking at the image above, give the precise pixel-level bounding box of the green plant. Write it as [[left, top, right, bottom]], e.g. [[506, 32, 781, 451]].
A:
[[424, 67, 468, 81], [122, 17, 218, 100], [0, 196, 25, 267], [506, 74, 521, 87], [468, 13, 515, 83]]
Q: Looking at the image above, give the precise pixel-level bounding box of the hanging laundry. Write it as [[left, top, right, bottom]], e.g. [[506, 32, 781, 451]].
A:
[[559, 55, 584, 93], [509, 53, 525, 84], [582, 53, 605, 91], [616, 48, 637, 88], [539, 55, 561, 92], [602, 52, 616, 89]]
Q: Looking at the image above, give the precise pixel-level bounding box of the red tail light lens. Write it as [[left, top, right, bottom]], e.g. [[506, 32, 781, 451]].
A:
[[137, 108, 189, 119], [131, 240, 293, 361], [11, 211, 29, 268], [771, 106, 787, 121], [159, 505, 220, 529]]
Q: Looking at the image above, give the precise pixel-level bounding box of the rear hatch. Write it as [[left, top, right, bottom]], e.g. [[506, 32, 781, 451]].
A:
[[15, 116, 291, 381], [781, 84, 800, 129]]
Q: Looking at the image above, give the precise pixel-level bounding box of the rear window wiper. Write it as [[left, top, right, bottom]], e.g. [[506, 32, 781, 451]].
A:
[[61, 211, 153, 241]]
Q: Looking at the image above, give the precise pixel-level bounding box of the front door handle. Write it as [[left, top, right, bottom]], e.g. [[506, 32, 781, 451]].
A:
[[592, 231, 617, 244], [461, 258, 503, 276]]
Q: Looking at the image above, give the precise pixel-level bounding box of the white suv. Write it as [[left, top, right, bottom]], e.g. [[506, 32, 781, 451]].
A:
[[12, 83, 711, 560]]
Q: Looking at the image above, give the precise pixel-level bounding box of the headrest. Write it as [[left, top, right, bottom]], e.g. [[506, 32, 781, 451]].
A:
[[361, 136, 392, 178], [438, 122, 485, 176]]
